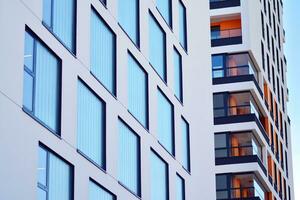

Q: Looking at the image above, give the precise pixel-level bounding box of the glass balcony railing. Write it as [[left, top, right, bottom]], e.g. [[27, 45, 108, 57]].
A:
[[211, 28, 242, 40]]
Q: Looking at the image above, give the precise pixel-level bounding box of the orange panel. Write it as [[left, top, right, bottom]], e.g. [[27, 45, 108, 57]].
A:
[[211, 19, 241, 31]]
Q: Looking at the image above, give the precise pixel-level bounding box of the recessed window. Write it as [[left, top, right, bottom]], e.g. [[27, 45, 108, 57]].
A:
[[118, 0, 139, 46], [178, 0, 187, 50], [174, 48, 183, 102], [77, 80, 106, 169], [149, 12, 167, 82], [181, 117, 190, 171], [91, 9, 116, 95], [157, 89, 174, 155], [89, 180, 115, 200], [42, 0, 76, 52], [37, 145, 73, 200], [156, 0, 172, 27], [128, 52, 148, 128], [23, 30, 61, 134], [118, 119, 141, 196], [176, 174, 185, 200]]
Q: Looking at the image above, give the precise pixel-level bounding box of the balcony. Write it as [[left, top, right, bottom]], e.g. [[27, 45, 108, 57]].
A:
[[210, 0, 241, 9], [216, 173, 267, 200]]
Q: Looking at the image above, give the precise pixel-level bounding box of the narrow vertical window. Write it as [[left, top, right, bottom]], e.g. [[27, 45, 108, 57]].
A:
[[157, 89, 174, 155], [118, 119, 141, 196], [91, 9, 116, 95], [181, 117, 190, 171], [128, 53, 148, 128], [118, 0, 139, 46], [42, 0, 76, 52], [156, 0, 172, 27], [178, 0, 187, 50], [151, 150, 169, 200], [37, 146, 73, 200], [149, 13, 167, 82], [23, 30, 61, 134], [89, 180, 115, 200], [77, 80, 105, 169], [176, 174, 185, 200], [174, 48, 183, 102]]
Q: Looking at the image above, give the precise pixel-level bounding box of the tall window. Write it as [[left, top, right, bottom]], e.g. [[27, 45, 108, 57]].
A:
[[149, 13, 167, 82], [77, 80, 105, 169], [174, 48, 183, 102], [89, 180, 115, 200], [157, 89, 174, 155], [37, 146, 73, 200], [23, 30, 61, 134], [91, 9, 116, 95], [42, 0, 76, 52], [151, 150, 169, 200], [178, 0, 187, 50], [181, 117, 190, 171], [176, 174, 185, 200], [128, 52, 148, 128], [156, 0, 172, 27], [118, 0, 139, 46], [118, 119, 141, 196]]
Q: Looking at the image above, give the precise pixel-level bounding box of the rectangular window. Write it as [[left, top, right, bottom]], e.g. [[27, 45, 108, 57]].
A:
[[176, 174, 185, 200], [157, 88, 174, 155], [151, 150, 169, 200], [118, 119, 141, 196], [212, 55, 225, 78], [174, 47, 183, 102], [77, 80, 105, 169], [89, 180, 115, 200], [91, 9, 116, 95], [178, 0, 187, 50], [23, 30, 61, 134], [42, 0, 76, 52], [156, 0, 172, 27], [37, 145, 73, 200], [149, 12, 167, 82], [118, 0, 139, 46], [181, 117, 190, 171], [128, 52, 148, 128]]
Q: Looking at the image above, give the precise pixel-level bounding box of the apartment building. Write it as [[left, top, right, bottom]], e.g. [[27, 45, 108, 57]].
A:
[[210, 0, 295, 200], [0, 0, 216, 199]]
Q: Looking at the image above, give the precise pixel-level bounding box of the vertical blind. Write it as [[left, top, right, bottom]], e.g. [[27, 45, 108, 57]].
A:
[[174, 48, 183, 102], [118, 0, 139, 45], [151, 151, 168, 200], [91, 9, 116, 95], [181, 118, 190, 171], [128, 53, 148, 128], [77, 80, 105, 168], [176, 174, 185, 200], [89, 181, 115, 200], [179, 1, 187, 50], [157, 89, 174, 155], [149, 13, 166, 81], [118, 120, 140, 196], [157, 0, 172, 27]]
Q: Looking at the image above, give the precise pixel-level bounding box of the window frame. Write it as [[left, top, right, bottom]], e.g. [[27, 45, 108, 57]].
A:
[[156, 0, 173, 29], [178, 0, 187, 51], [181, 116, 191, 172], [173, 47, 183, 103]]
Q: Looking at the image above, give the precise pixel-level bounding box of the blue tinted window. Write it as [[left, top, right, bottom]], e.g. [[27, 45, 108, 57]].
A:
[[37, 146, 72, 200], [89, 181, 115, 200], [118, 0, 139, 45], [181, 118, 190, 171], [42, 0, 75, 52], [77, 80, 105, 168], [212, 55, 224, 78], [128, 53, 148, 128], [149, 13, 166, 81], [174, 48, 183, 102], [179, 1, 187, 50], [91, 9, 116, 95], [23, 31, 61, 134], [151, 150, 168, 200], [157, 0, 172, 27], [157, 89, 174, 155], [176, 174, 185, 200], [118, 120, 140, 196]]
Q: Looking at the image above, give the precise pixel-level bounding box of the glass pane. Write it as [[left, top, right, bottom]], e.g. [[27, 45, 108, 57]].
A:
[[176, 175, 185, 200], [181, 119, 190, 171], [77, 81, 105, 168], [157, 90, 174, 155], [128, 53, 147, 127], [179, 1, 187, 49], [38, 187, 47, 200], [118, 120, 140, 195], [216, 175, 228, 190], [48, 153, 72, 200], [212, 55, 224, 70], [213, 70, 224, 78], [157, 0, 171, 26], [174, 49, 182, 101], [89, 181, 114, 200], [34, 42, 60, 132], [216, 191, 228, 199], [24, 32, 34, 71], [214, 134, 227, 149], [213, 94, 225, 108], [91, 10, 116, 94], [43, 0, 52, 27], [38, 147, 47, 186], [23, 71, 33, 111]]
